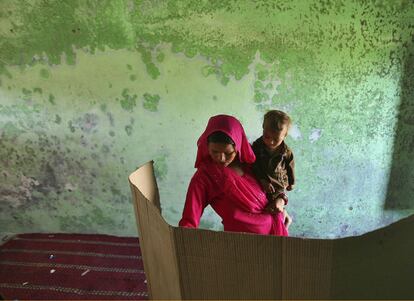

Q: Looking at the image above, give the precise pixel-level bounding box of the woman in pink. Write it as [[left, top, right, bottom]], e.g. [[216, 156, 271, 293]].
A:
[[179, 114, 288, 236]]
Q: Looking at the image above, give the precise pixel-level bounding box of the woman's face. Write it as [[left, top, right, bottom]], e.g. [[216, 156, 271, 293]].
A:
[[208, 142, 237, 167]]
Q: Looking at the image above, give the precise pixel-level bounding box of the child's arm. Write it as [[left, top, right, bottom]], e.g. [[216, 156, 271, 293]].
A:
[[259, 179, 276, 193]]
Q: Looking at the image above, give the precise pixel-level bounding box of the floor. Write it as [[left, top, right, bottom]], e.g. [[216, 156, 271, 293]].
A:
[[0, 233, 148, 300]]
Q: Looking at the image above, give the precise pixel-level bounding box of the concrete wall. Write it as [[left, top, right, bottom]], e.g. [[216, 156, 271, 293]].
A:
[[0, 0, 413, 238]]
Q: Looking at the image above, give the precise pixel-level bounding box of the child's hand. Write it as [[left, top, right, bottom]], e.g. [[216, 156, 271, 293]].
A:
[[260, 180, 275, 193], [264, 197, 285, 214], [286, 184, 294, 191]]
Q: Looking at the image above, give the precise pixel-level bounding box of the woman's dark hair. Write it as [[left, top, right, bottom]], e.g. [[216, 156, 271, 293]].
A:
[[207, 131, 235, 145]]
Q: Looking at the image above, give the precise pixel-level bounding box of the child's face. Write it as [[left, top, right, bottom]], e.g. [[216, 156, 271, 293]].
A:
[[208, 142, 237, 167], [262, 125, 288, 151]]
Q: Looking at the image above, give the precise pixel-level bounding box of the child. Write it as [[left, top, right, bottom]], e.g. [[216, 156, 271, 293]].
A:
[[252, 110, 295, 229]]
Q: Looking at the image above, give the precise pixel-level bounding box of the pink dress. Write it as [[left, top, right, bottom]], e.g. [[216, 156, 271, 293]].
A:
[[179, 114, 288, 236]]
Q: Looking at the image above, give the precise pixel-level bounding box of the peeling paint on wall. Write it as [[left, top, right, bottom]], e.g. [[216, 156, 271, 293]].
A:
[[0, 0, 413, 238]]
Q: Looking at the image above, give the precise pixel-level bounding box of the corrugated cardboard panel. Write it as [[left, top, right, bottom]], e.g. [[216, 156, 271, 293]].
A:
[[331, 214, 414, 299], [173, 227, 283, 300], [282, 237, 333, 299], [129, 161, 414, 300], [129, 163, 182, 300]]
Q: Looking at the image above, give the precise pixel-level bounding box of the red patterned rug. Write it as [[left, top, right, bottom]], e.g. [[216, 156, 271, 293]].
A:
[[0, 233, 148, 300]]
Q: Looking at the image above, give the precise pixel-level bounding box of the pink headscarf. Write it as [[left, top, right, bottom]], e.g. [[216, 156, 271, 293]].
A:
[[195, 115, 256, 168]]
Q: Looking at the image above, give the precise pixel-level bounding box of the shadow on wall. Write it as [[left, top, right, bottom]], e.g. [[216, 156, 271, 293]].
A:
[[385, 40, 414, 210]]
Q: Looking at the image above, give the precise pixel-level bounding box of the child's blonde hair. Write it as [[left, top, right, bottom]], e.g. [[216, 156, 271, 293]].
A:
[[263, 110, 292, 132]]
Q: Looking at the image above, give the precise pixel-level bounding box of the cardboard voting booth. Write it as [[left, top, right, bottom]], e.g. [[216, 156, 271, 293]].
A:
[[129, 161, 414, 300]]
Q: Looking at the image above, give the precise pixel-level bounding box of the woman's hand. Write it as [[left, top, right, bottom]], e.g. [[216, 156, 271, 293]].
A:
[[264, 197, 285, 214]]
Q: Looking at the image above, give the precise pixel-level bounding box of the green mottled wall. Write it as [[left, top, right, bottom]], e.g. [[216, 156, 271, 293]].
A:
[[1, 0, 413, 238]]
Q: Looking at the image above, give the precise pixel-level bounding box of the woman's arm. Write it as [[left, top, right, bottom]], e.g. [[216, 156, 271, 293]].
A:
[[178, 173, 209, 228]]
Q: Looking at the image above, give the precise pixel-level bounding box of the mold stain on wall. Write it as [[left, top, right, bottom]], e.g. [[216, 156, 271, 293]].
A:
[[0, 0, 413, 238]]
